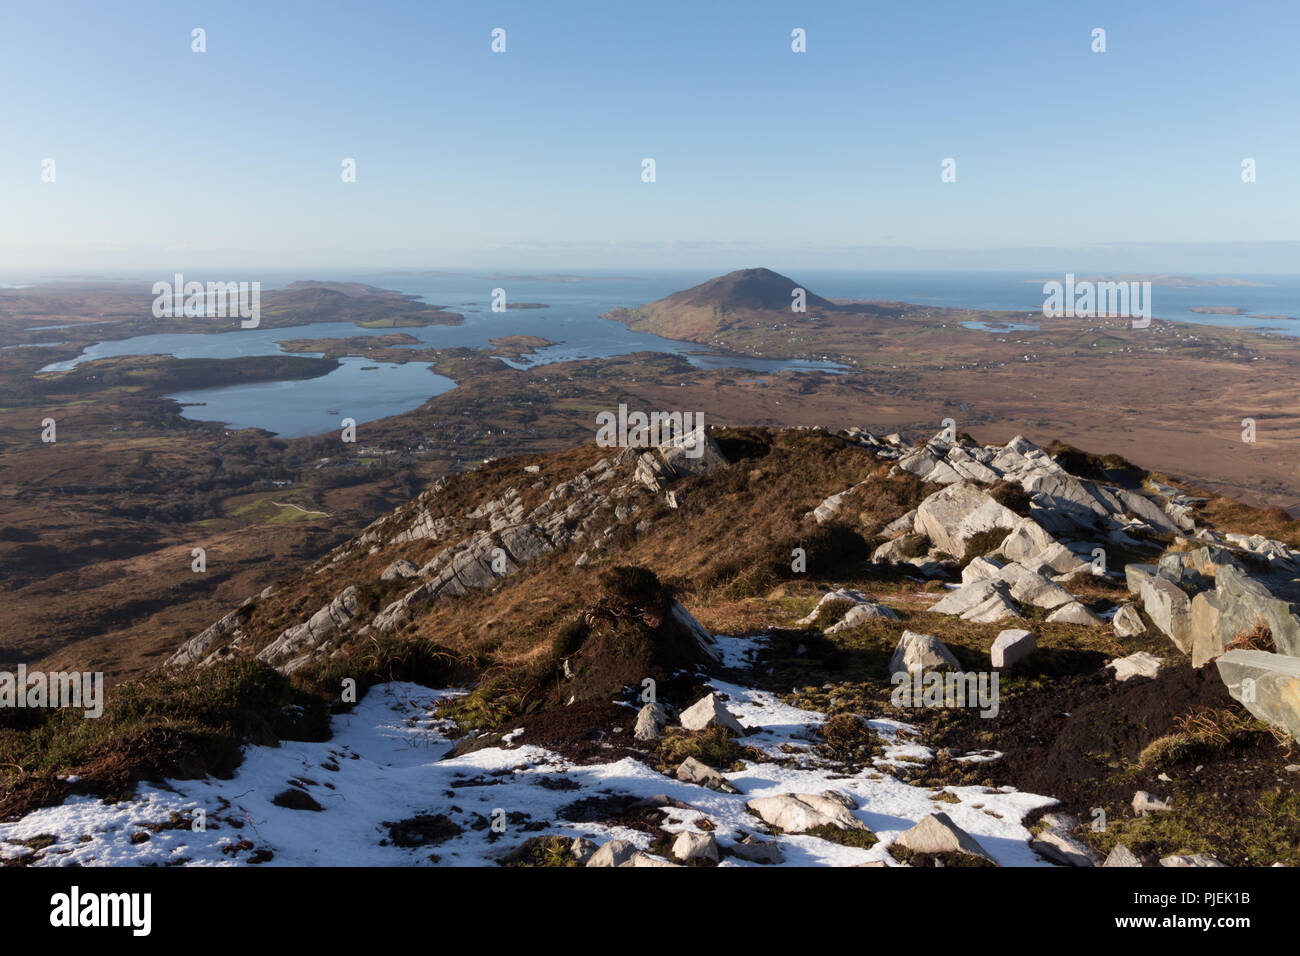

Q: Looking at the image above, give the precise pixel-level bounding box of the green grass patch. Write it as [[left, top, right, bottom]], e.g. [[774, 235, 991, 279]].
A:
[[497, 834, 581, 867]]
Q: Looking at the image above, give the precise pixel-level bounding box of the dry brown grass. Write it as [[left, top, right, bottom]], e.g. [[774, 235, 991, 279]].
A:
[[1223, 622, 1276, 654], [1172, 706, 1259, 749], [1193, 497, 1300, 549]]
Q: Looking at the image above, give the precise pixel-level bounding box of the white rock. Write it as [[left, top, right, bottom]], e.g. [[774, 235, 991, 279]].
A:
[[991, 629, 1036, 669], [961, 556, 1004, 584], [999, 518, 1057, 563], [826, 602, 899, 633], [679, 693, 746, 735], [1112, 603, 1146, 637], [961, 589, 1023, 623], [729, 838, 784, 864], [1132, 791, 1172, 816], [880, 509, 918, 538], [998, 563, 1075, 610], [931, 579, 1007, 615], [676, 756, 739, 793], [889, 630, 960, 676], [1108, 651, 1162, 681], [893, 812, 993, 862], [624, 852, 680, 867], [1102, 843, 1143, 867], [570, 837, 598, 863], [913, 482, 1020, 559], [745, 793, 868, 833], [1031, 828, 1100, 867], [634, 702, 667, 741], [1047, 601, 1104, 626], [380, 559, 420, 580], [795, 588, 873, 626], [671, 831, 720, 863], [587, 839, 638, 867]]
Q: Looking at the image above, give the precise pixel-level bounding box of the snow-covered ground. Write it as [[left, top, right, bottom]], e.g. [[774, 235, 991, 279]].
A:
[[0, 635, 1056, 866]]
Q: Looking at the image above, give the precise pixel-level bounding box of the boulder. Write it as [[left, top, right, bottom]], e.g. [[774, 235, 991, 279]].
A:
[[931, 579, 1006, 615], [913, 482, 1020, 559], [671, 831, 719, 863], [1117, 488, 1183, 534], [998, 563, 1075, 609], [1216, 649, 1300, 742], [570, 837, 598, 864], [889, 630, 960, 676], [1164, 502, 1196, 532], [1022, 473, 1124, 532], [893, 812, 993, 863], [676, 756, 739, 794], [586, 839, 639, 867], [635, 452, 673, 491], [729, 837, 784, 864], [1031, 828, 1101, 867], [634, 702, 667, 741], [945, 444, 1000, 483], [1112, 603, 1145, 637], [658, 426, 729, 478], [826, 602, 900, 633], [1213, 565, 1300, 658], [1102, 843, 1143, 867], [168, 605, 251, 667], [1125, 563, 1158, 596], [1034, 542, 1089, 575], [898, 446, 962, 484], [1138, 576, 1194, 652], [871, 533, 929, 564], [991, 629, 1036, 669], [1188, 591, 1223, 667], [1177, 545, 1245, 577], [796, 588, 873, 626], [1039, 812, 1079, 831], [999, 519, 1057, 563], [1046, 601, 1104, 626], [961, 589, 1023, 623], [1108, 651, 1163, 682], [380, 559, 420, 581], [497, 523, 553, 564], [679, 693, 746, 735], [810, 490, 849, 524], [669, 601, 721, 662], [961, 556, 1004, 584], [880, 509, 919, 538], [745, 792, 868, 833]]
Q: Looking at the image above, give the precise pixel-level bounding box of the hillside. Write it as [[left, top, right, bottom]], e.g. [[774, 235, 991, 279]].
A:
[[4, 425, 1300, 867]]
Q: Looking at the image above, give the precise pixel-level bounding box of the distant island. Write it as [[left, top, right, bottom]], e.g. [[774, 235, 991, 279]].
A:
[[1190, 306, 1294, 319], [1024, 274, 1272, 289], [488, 334, 558, 359]]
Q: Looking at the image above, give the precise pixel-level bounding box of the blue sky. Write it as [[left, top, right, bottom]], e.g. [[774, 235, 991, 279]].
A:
[[2, 0, 1297, 272]]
